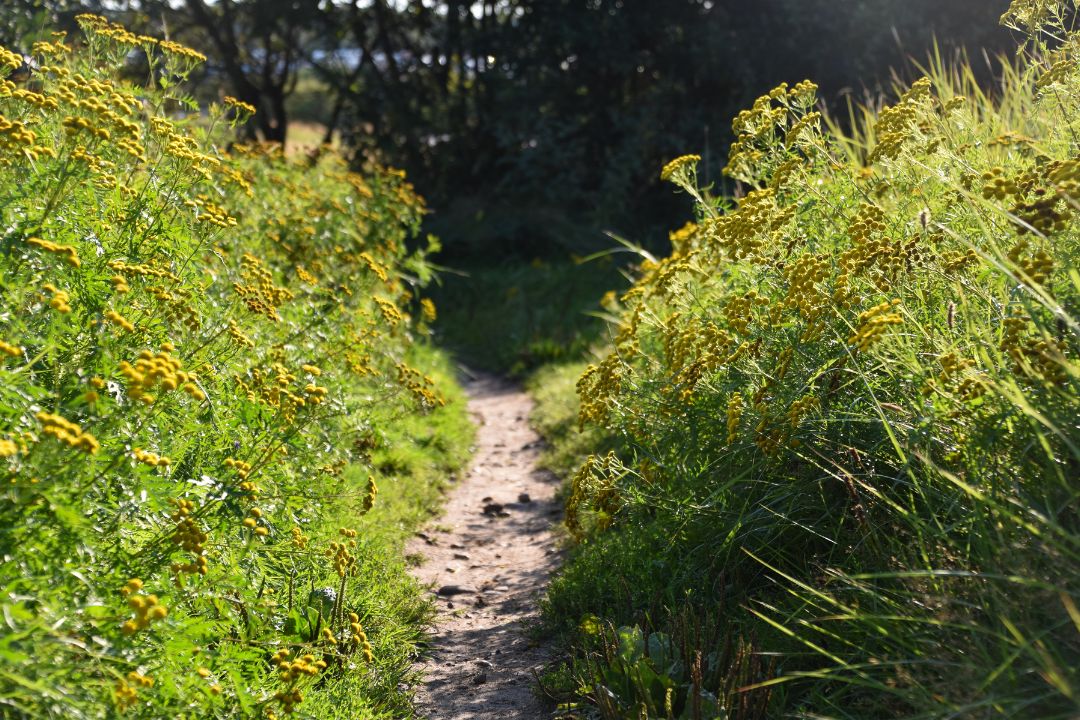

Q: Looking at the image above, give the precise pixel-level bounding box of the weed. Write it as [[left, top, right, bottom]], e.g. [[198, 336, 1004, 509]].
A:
[[545, 3, 1080, 717], [0, 18, 470, 719]]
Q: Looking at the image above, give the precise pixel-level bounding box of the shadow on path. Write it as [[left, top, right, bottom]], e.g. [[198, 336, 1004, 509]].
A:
[[408, 374, 564, 720]]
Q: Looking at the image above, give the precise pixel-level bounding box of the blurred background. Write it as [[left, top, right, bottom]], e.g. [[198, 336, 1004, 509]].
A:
[[2, 0, 1017, 370], [3, 0, 1015, 259]]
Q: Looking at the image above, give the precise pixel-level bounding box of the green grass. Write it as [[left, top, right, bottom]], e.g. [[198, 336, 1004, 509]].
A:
[[301, 345, 475, 719], [527, 361, 616, 482], [363, 345, 475, 547], [430, 259, 626, 377], [533, 6, 1080, 718]]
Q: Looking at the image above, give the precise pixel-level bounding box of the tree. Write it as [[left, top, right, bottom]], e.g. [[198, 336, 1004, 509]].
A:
[[0, 1, 101, 49], [34, 0, 1013, 256], [162, 0, 321, 144]]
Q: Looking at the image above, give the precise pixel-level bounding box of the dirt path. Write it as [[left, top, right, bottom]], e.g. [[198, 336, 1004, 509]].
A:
[[408, 374, 562, 720]]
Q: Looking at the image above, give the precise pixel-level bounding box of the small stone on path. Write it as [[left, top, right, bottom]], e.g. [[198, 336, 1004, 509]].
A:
[[407, 374, 562, 720]]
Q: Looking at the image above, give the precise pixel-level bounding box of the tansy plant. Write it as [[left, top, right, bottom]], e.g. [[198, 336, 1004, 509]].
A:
[[1, 15, 450, 719], [553, 0, 1080, 717]]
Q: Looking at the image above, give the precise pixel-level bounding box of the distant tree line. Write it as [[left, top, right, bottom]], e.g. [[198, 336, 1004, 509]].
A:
[[3, 1, 1015, 258]]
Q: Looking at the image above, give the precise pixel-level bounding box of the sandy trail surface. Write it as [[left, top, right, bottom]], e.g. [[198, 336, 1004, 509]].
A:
[[408, 374, 562, 720]]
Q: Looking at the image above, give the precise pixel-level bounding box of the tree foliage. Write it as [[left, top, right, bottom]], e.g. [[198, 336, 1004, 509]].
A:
[[1, 0, 1017, 256], [312, 0, 1016, 258]]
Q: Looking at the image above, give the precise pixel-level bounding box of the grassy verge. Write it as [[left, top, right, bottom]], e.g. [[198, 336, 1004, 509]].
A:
[[526, 361, 617, 483], [430, 258, 625, 377], [0, 21, 472, 719], [364, 347, 475, 543], [302, 345, 474, 719], [533, 7, 1080, 719]]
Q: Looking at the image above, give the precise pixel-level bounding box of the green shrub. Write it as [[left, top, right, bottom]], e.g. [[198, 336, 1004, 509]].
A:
[[0, 16, 467, 718], [550, 2, 1080, 717]]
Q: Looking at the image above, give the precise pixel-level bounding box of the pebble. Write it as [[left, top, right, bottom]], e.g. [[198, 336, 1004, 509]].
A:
[[410, 386, 560, 715]]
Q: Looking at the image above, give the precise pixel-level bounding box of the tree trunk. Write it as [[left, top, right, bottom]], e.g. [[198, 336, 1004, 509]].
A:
[[264, 86, 288, 145]]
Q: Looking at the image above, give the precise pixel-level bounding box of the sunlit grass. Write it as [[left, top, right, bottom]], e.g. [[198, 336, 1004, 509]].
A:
[[0, 18, 470, 719], [539, 3, 1080, 717]]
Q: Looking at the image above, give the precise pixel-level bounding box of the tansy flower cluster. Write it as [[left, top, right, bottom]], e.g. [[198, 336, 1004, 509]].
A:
[[871, 78, 933, 158], [847, 299, 904, 351], [233, 253, 293, 320], [222, 95, 256, 116], [725, 392, 744, 444], [114, 671, 154, 711], [349, 612, 375, 663], [269, 649, 325, 713], [660, 154, 701, 183], [157, 39, 207, 63], [724, 80, 818, 186], [242, 507, 269, 536], [36, 411, 99, 453], [0, 19, 454, 718], [26, 237, 80, 267], [328, 534, 358, 578], [42, 283, 72, 313], [105, 309, 135, 332], [170, 498, 208, 556], [119, 348, 205, 404], [0, 115, 54, 163], [396, 362, 446, 409], [132, 447, 170, 467], [119, 579, 168, 635]]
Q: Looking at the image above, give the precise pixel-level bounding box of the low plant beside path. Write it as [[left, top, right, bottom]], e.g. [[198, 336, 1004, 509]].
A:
[[0, 15, 468, 719], [544, 2, 1080, 717]]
